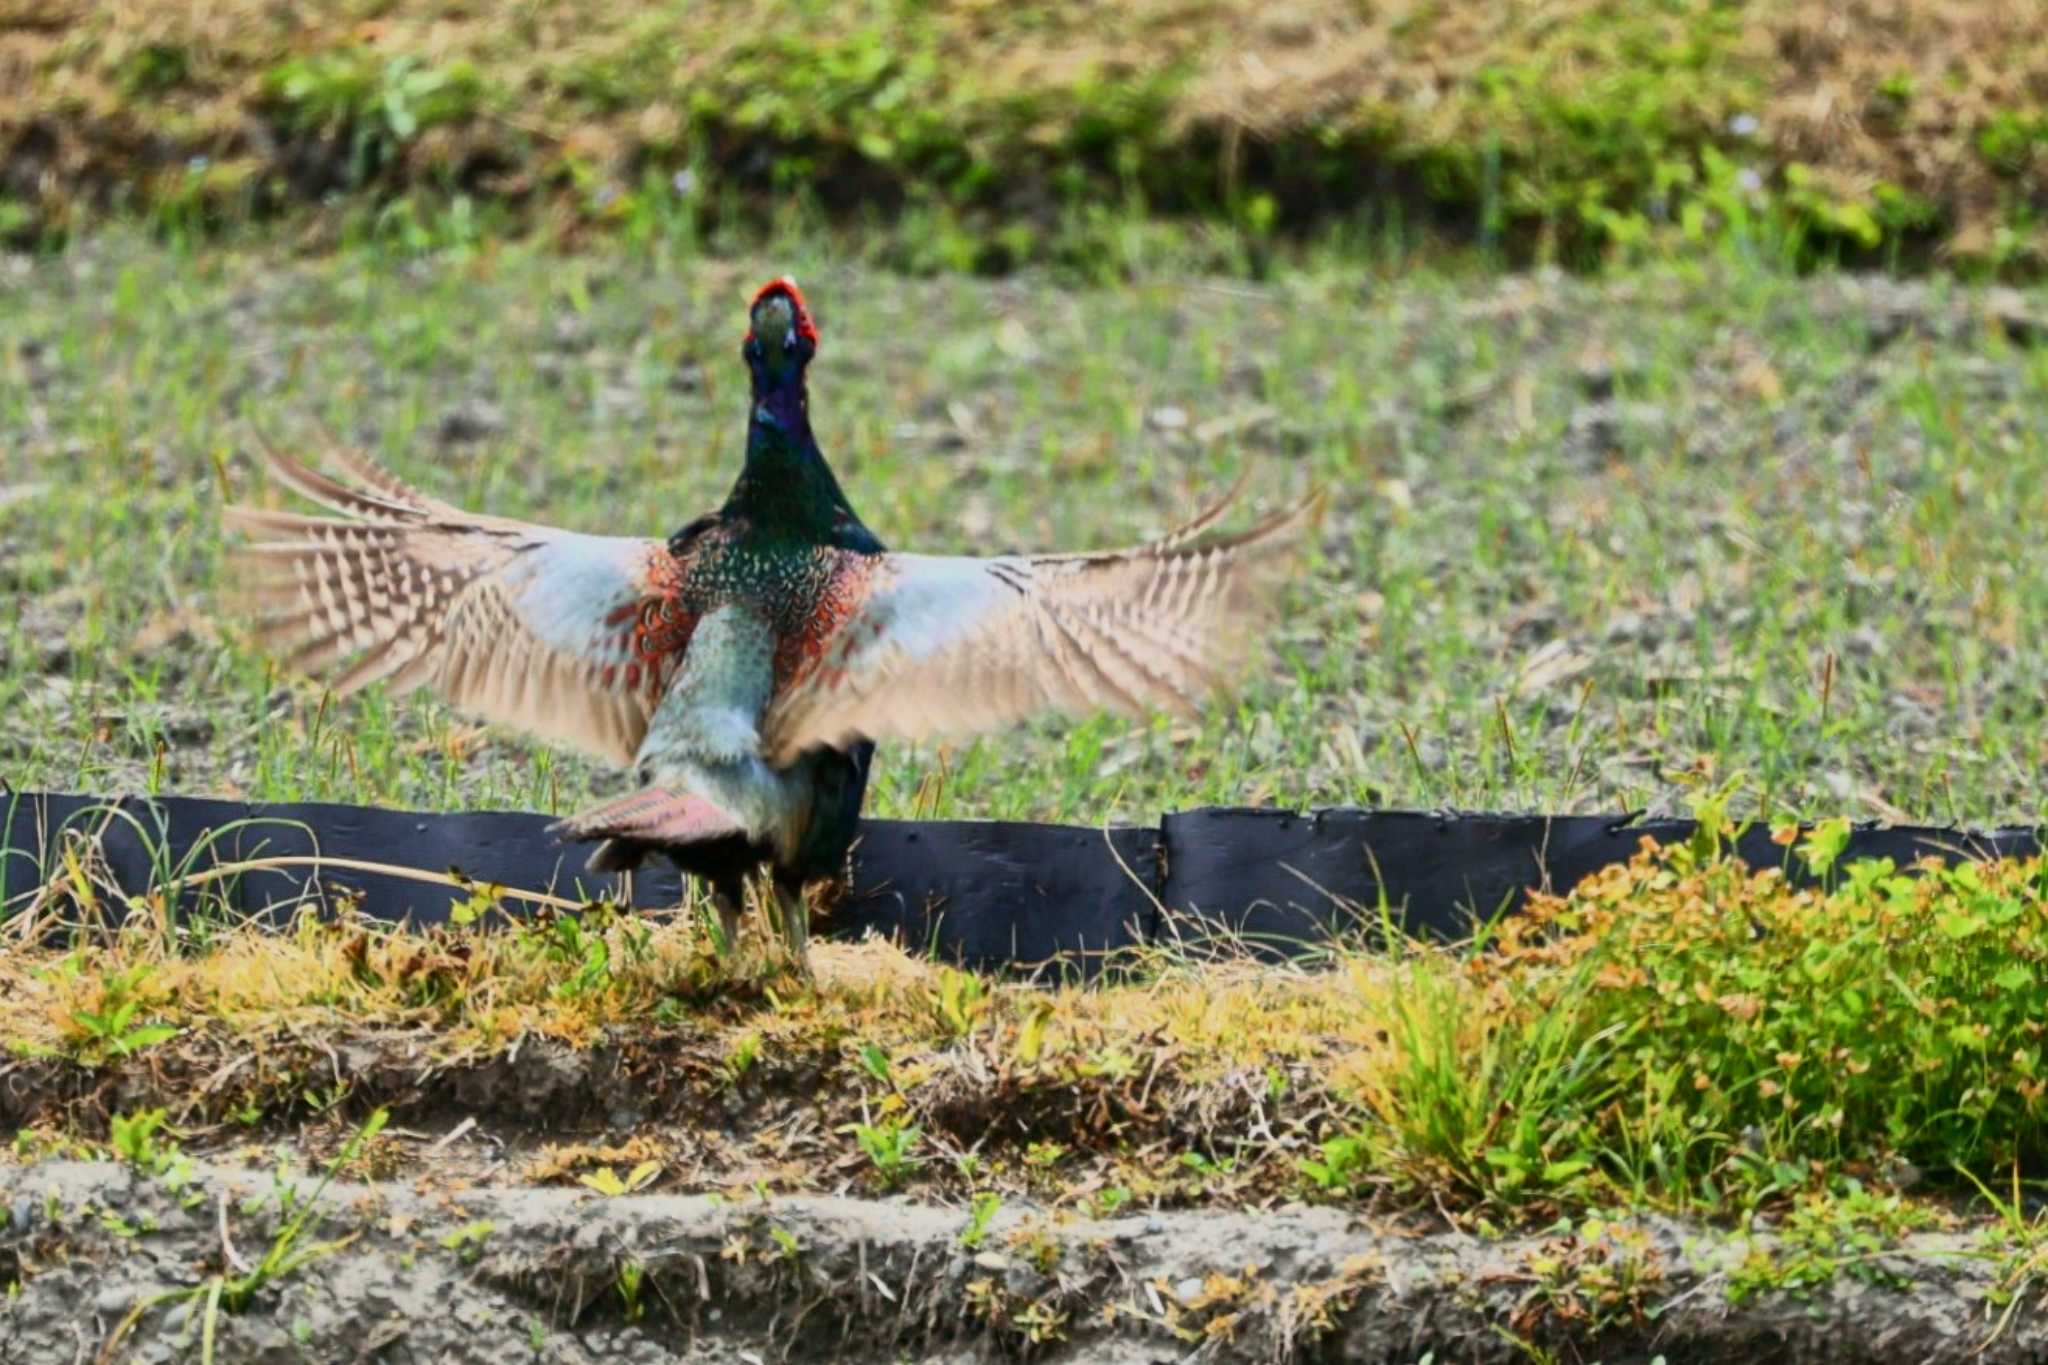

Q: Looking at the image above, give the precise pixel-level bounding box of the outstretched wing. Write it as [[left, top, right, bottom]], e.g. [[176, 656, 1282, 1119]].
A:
[[759, 490, 1323, 764], [221, 438, 691, 767]]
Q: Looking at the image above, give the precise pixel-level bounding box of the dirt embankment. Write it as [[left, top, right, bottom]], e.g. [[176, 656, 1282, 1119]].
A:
[[7, 0, 2048, 268], [1, 1153, 2028, 1364]]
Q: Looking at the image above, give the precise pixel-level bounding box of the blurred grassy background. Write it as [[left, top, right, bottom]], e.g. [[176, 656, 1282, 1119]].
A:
[[5, 0, 2048, 275]]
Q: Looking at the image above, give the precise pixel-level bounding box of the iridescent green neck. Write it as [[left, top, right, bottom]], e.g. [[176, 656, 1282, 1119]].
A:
[[723, 366, 865, 544]]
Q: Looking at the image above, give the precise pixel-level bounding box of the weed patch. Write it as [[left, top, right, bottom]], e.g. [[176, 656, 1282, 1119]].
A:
[[5, 833, 2047, 1238], [1500, 825, 2048, 1191]]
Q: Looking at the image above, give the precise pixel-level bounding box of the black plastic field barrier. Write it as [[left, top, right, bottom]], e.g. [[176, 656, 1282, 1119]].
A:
[[1, 789, 2039, 971]]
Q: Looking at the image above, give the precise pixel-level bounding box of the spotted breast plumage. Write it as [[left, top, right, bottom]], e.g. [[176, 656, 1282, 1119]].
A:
[[222, 277, 1323, 962]]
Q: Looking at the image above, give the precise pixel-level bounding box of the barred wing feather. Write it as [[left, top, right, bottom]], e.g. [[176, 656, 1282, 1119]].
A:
[[222, 441, 675, 767], [760, 492, 1321, 764]]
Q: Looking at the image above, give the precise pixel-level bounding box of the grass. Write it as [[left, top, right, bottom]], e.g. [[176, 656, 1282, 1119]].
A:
[[5, 0, 2048, 272], [5, 824, 2048, 1289], [2, 232, 2046, 828]]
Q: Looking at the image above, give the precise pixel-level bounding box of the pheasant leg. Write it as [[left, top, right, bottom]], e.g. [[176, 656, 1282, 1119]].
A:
[[707, 874, 746, 957], [770, 875, 811, 970]]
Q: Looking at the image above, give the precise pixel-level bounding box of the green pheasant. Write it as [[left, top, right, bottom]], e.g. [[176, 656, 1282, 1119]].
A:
[[224, 278, 1321, 960]]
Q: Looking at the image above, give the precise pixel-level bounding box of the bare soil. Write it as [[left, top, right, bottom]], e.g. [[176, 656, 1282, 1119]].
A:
[[2, 1148, 2025, 1365]]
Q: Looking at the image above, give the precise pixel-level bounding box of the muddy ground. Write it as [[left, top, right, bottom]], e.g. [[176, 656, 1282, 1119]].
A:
[[1, 1144, 2031, 1365]]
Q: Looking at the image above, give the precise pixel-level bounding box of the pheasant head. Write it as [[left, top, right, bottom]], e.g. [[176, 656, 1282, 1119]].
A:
[[743, 276, 819, 392], [725, 276, 872, 547]]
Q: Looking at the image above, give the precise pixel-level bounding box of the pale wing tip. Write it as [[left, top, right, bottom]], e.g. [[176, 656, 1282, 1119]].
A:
[[1190, 485, 1326, 682], [244, 424, 319, 493], [1176, 482, 1328, 564], [1211, 484, 1325, 603], [1298, 484, 1332, 530], [233, 421, 434, 525], [1150, 466, 1253, 551], [1258, 484, 1330, 547]]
